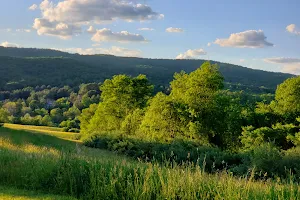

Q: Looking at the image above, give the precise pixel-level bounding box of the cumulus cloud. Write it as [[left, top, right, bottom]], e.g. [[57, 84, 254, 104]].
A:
[[264, 57, 300, 75], [91, 28, 148, 43], [214, 30, 274, 48], [138, 28, 155, 31], [87, 26, 96, 34], [33, 18, 81, 39], [37, 0, 163, 24], [56, 46, 142, 57], [32, 0, 163, 39], [166, 27, 184, 33], [0, 41, 19, 48], [176, 49, 207, 59], [207, 42, 211, 47], [29, 4, 38, 10], [286, 24, 300, 35]]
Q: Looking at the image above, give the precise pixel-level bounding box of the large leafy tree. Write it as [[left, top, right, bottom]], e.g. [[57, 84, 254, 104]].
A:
[[170, 62, 224, 111], [274, 76, 300, 118], [81, 74, 153, 135], [141, 62, 233, 146], [170, 62, 226, 143], [140, 93, 190, 141]]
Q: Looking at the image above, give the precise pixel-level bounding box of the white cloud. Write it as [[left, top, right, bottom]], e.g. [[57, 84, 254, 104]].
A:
[[33, 0, 163, 39], [37, 0, 163, 24], [138, 28, 155, 31], [87, 26, 96, 34], [91, 28, 148, 43], [33, 18, 81, 39], [166, 27, 184, 33], [286, 24, 300, 35], [16, 29, 31, 33], [214, 30, 274, 48], [56, 46, 142, 57], [0, 41, 19, 48], [264, 57, 300, 75], [240, 59, 245, 63], [29, 4, 38, 10], [207, 42, 211, 47], [176, 49, 207, 59]]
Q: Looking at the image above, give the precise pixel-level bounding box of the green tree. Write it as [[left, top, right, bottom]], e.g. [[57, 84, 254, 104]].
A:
[[274, 76, 300, 117], [79, 104, 98, 135], [0, 108, 9, 123], [121, 108, 144, 135], [50, 108, 64, 124], [140, 93, 190, 141], [41, 115, 53, 126], [170, 62, 224, 111], [170, 62, 226, 144], [55, 97, 70, 110], [63, 106, 81, 120], [83, 74, 153, 135]]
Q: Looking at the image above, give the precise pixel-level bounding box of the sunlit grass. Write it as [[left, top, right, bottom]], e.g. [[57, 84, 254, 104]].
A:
[[0, 137, 60, 156], [0, 126, 131, 162], [3, 123, 78, 141], [0, 186, 76, 200]]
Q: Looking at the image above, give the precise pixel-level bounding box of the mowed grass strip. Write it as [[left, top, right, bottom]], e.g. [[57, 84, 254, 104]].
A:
[[3, 123, 78, 141]]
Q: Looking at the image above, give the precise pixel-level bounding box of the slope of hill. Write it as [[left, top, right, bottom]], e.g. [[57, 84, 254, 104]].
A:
[[0, 47, 294, 93]]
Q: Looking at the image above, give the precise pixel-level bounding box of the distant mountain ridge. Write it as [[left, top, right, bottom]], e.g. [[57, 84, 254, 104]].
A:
[[0, 47, 295, 93]]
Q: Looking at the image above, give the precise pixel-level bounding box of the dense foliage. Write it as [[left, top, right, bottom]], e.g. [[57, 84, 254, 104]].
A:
[[80, 62, 300, 180]]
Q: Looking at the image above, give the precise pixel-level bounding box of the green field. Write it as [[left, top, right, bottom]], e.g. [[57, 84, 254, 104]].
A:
[[0, 124, 299, 199]]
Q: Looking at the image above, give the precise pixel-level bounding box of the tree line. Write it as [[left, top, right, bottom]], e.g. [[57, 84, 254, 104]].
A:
[[0, 83, 101, 132]]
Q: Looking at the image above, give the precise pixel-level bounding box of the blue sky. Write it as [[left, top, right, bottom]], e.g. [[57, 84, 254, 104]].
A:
[[1, 0, 300, 74]]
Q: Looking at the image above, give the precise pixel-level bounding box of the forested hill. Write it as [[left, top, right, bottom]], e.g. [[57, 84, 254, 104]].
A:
[[0, 47, 294, 93]]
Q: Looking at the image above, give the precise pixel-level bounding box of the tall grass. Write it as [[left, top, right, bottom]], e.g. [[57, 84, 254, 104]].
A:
[[0, 127, 299, 199]]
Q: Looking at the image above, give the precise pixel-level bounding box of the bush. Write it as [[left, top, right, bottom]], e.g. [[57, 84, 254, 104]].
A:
[[248, 143, 282, 178], [83, 134, 245, 173]]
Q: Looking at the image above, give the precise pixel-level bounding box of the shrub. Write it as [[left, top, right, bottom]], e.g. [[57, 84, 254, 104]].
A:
[[83, 134, 244, 173]]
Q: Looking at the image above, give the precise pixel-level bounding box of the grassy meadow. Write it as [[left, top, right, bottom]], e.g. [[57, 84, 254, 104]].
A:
[[0, 124, 299, 199]]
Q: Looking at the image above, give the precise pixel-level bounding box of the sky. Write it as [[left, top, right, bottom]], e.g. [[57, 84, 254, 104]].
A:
[[0, 0, 300, 74]]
